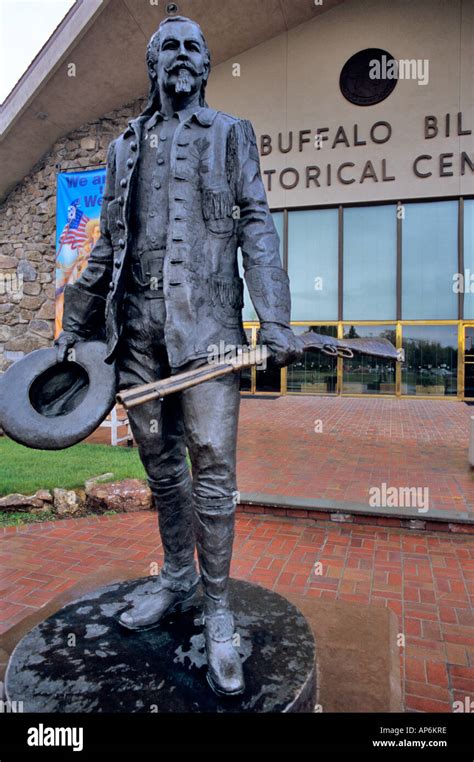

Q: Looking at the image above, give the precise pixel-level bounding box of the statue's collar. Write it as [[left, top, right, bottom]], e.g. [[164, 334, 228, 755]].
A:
[[124, 106, 217, 137]]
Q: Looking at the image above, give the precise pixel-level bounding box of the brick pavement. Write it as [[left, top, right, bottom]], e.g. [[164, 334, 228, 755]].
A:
[[1, 511, 473, 713], [236, 397, 474, 517], [90, 397, 474, 518]]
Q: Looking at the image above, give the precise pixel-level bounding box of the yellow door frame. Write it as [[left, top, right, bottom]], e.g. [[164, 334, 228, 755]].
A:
[[242, 320, 462, 400], [461, 322, 474, 400]]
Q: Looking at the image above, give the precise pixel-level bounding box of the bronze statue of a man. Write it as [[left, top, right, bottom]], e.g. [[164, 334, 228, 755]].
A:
[[55, 15, 300, 696]]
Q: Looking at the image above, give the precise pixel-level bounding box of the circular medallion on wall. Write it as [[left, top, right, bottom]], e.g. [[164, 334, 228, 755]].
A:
[[340, 48, 398, 106]]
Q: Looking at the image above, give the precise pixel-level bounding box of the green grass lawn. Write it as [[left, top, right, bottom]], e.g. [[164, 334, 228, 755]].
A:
[[0, 437, 146, 496]]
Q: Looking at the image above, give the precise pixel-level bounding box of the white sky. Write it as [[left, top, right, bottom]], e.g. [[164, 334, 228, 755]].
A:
[[0, 0, 75, 103]]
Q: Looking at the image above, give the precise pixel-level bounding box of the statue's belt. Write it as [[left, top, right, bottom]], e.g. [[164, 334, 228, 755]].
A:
[[129, 248, 165, 298]]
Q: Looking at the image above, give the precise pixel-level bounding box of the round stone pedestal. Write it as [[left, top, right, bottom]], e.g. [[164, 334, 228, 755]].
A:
[[5, 578, 316, 713]]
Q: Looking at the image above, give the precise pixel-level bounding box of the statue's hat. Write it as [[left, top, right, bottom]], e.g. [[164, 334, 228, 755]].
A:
[[0, 341, 116, 450]]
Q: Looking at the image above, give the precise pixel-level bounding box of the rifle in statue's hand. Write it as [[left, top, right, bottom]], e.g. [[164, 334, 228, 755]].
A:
[[117, 331, 403, 410]]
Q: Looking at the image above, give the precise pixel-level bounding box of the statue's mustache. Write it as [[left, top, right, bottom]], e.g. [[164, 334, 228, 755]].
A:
[[164, 61, 203, 77]]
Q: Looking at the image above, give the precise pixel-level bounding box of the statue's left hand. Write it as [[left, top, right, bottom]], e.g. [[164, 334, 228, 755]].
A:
[[54, 331, 81, 363], [259, 322, 303, 368]]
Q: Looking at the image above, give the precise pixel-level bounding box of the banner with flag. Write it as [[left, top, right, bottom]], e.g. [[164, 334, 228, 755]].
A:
[[55, 167, 106, 336]]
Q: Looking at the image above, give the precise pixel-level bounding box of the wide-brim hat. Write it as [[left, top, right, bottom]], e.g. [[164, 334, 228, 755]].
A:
[[0, 341, 117, 450]]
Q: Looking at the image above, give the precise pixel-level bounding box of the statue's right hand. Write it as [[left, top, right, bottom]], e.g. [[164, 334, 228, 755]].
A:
[[54, 331, 80, 363]]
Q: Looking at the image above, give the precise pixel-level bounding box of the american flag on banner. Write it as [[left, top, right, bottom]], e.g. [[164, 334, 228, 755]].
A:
[[58, 200, 90, 250]]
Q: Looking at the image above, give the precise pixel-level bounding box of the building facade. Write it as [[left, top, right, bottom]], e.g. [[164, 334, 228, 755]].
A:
[[207, 0, 473, 399], [0, 0, 473, 399]]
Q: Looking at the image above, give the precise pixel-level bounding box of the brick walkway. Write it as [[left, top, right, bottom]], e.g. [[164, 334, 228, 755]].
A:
[[236, 397, 474, 517], [90, 397, 474, 518], [1, 511, 473, 712]]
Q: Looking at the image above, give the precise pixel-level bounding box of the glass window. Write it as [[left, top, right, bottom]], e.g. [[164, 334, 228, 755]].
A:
[[343, 205, 397, 320], [288, 209, 339, 321], [239, 212, 284, 322], [342, 324, 397, 395], [401, 325, 458, 396], [287, 325, 338, 394], [463, 200, 474, 319], [402, 201, 458, 319]]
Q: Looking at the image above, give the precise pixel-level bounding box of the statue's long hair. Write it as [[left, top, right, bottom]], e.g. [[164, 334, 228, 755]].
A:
[[141, 15, 211, 118]]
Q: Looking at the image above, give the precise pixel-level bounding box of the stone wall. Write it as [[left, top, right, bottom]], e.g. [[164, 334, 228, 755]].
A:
[[0, 96, 146, 372]]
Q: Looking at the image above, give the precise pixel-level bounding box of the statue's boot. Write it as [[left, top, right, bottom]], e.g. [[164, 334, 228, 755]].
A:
[[119, 473, 200, 631], [193, 494, 245, 697]]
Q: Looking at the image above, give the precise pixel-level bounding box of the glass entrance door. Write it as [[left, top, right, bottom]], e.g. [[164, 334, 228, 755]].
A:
[[464, 326, 474, 399]]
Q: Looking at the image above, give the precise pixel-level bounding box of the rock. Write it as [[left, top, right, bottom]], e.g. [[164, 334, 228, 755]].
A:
[[36, 489, 53, 502], [84, 473, 115, 494], [19, 295, 45, 311], [0, 492, 46, 512], [86, 479, 152, 514], [29, 319, 54, 338], [53, 488, 83, 515], [22, 250, 42, 262], [16, 260, 38, 281], [5, 336, 49, 352], [22, 282, 41, 296], [36, 300, 55, 320], [0, 255, 18, 269], [80, 137, 96, 151], [0, 325, 23, 342]]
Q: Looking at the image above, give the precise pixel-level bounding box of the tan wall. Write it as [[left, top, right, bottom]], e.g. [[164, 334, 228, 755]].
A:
[[207, 0, 474, 207]]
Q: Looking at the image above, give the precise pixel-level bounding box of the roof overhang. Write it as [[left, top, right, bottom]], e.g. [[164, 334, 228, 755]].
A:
[[0, 0, 345, 201]]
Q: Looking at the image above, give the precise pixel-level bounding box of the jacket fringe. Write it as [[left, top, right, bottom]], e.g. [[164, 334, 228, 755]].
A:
[[240, 119, 256, 145], [202, 189, 234, 220], [209, 274, 244, 310], [226, 124, 238, 190], [226, 119, 258, 190]]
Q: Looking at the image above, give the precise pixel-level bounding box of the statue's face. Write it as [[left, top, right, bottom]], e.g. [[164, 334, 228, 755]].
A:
[[156, 21, 208, 100]]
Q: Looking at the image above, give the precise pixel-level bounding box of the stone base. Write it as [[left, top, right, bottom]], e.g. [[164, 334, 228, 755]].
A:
[[285, 591, 402, 712], [5, 578, 317, 713]]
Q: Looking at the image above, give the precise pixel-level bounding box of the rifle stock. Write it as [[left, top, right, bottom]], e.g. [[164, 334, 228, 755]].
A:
[[117, 346, 268, 409]]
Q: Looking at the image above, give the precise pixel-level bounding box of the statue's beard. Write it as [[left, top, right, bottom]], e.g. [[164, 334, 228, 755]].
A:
[[150, 65, 206, 112], [174, 67, 193, 94]]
